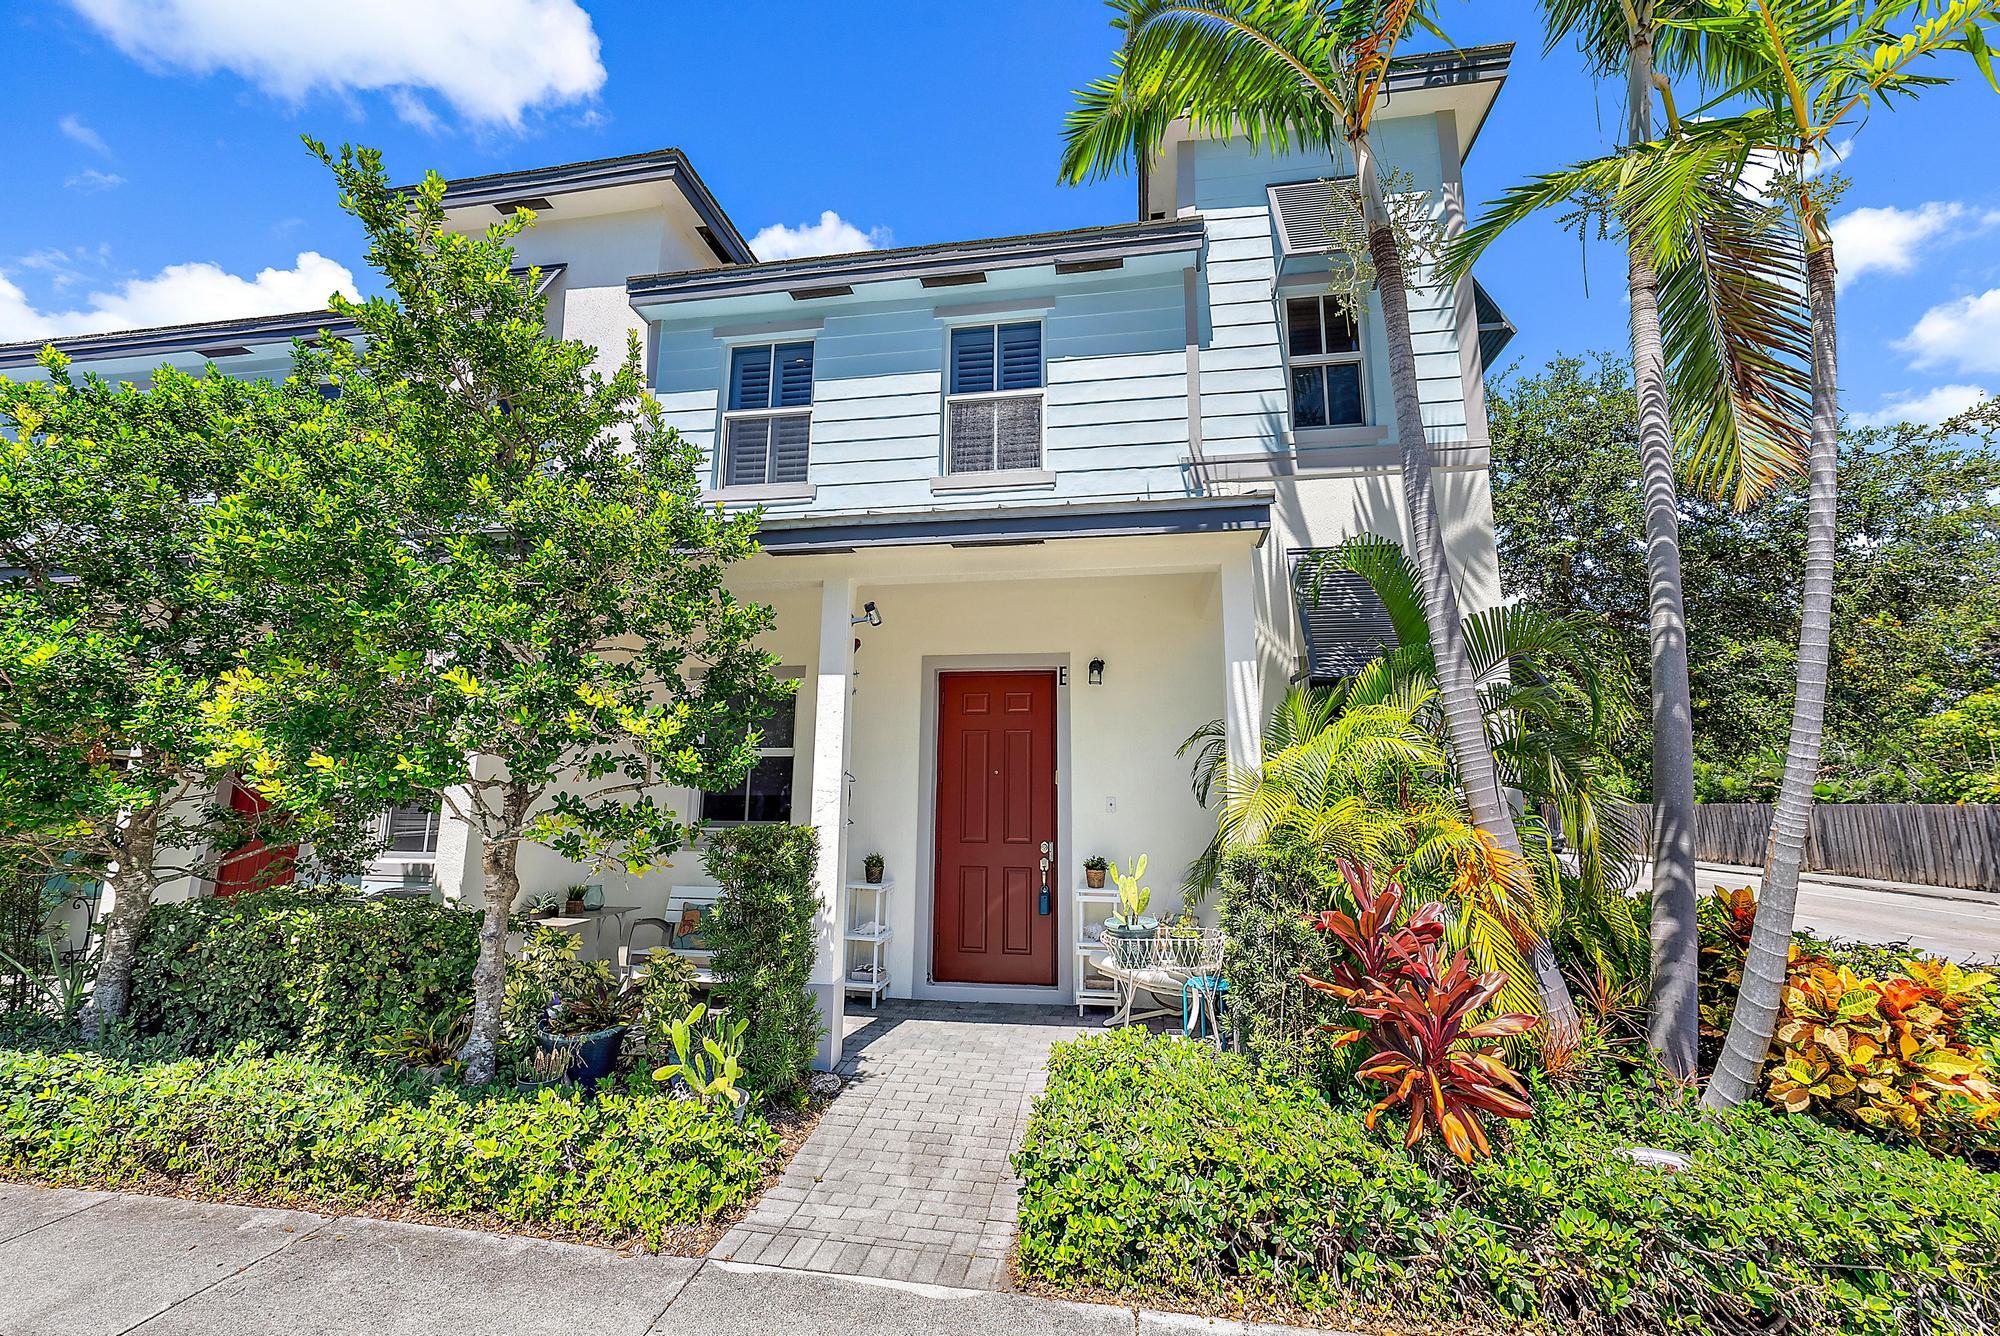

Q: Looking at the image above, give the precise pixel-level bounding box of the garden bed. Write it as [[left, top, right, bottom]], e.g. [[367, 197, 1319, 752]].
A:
[[0, 1045, 787, 1253], [1013, 1028, 2000, 1335]]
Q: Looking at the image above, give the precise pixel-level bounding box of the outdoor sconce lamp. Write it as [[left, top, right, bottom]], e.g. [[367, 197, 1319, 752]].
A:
[[1088, 658, 1105, 685], [850, 600, 881, 627]]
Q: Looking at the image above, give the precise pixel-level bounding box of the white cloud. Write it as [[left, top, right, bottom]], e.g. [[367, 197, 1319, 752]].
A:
[[750, 211, 892, 261], [58, 113, 111, 156], [64, 168, 125, 192], [1897, 288, 2000, 376], [0, 251, 357, 343], [1804, 137, 1854, 178], [1828, 201, 2000, 287], [1852, 383, 1992, 427], [63, 0, 605, 129]]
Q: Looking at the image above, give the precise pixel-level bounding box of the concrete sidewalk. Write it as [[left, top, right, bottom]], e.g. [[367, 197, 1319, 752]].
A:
[[0, 1184, 1333, 1336]]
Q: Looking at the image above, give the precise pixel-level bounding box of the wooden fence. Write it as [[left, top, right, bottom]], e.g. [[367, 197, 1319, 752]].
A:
[[1634, 803, 2000, 893]]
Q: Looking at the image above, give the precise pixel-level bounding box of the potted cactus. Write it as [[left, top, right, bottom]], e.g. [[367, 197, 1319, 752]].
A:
[[1083, 855, 1109, 889], [1102, 855, 1157, 966]]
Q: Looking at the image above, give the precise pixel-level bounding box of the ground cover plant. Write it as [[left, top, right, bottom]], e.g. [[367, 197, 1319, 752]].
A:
[[1014, 1027, 2000, 1335], [0, 1043, 778, 1249]]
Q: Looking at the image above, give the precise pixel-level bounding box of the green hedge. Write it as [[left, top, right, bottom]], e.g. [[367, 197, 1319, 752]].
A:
[[703, 825, 821, 1099], [1015, 1029, 2000, 1335], [128, 888, 481, 1060], [0, 1046, 779, 1246]]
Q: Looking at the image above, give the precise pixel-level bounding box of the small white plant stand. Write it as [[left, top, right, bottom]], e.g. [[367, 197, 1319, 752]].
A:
[[844, 876, 893, 1008], [1074, 881, 1122, 1015]]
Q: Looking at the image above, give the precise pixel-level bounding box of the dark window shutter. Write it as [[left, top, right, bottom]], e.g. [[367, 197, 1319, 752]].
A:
[[728, 345, 772, 410], [950, 325, 996, 395], [774, 342, 814, 407], [997, 322, 1042, 390], [1291, 556, 1399, 681]]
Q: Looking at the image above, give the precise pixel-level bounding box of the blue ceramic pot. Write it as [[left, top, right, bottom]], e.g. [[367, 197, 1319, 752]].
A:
[[536, 1024, 628, 1089]]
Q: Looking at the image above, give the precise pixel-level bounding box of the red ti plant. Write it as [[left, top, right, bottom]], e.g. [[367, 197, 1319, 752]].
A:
[[1303, 860, 1537, 1162]]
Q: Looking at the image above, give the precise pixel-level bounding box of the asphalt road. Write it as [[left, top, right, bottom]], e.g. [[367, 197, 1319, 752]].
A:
[[1688, 862, 2000, 961]]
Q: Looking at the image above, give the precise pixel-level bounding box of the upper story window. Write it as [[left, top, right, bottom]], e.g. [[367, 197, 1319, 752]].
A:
[[699, 679, 800, 825], [1285, 295, 1364, 430], [723, 342, 813, 488], [946, 321, 1043, 474]]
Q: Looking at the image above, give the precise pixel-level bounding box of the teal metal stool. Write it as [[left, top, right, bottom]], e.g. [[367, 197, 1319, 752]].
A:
[[1182, 975, 1228, 1040]]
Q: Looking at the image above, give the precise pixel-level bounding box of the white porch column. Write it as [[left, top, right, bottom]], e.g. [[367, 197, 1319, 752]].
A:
[[807, 576, 856, 1070], [1220, 549, 1263, 769]]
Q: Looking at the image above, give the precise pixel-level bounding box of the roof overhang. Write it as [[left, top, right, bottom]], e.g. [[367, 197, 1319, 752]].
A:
[[628, 218, 1207, 318], [1140, 43, 1512, 219], [755, 493, 1270, 556], [409, 148, 754, 265], [0, 308, 358, 376]]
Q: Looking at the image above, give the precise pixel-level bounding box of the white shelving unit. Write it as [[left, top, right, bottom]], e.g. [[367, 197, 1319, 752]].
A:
[[1074, 882, 1121, 1015], [844, 876, 893, 1008]]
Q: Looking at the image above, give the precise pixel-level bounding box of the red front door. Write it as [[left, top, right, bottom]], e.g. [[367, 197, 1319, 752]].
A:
[[933, 671, 1058, 986], [213, 782, 298, 897]]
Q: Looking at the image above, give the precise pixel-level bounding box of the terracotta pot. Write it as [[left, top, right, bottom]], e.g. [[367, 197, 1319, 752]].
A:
[[565, 899, 585, 914], [1085, 867, 1106, 889]]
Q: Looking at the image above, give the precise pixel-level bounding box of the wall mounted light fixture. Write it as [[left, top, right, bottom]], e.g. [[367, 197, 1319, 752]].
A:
[[1088, 658, 1105, 685]]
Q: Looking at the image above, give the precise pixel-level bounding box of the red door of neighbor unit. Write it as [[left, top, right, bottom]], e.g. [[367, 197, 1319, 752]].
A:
[[933, 671, 1058, 986], [212, 781, 297, 898]]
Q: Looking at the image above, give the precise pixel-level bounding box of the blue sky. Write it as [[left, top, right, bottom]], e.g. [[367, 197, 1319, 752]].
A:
[[4, 0, 1997, 426]]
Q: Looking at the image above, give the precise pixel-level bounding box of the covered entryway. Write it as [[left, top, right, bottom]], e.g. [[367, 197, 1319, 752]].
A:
[[932, 671, 1058, 987]]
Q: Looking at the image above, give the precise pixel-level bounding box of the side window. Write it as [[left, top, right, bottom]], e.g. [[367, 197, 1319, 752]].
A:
[[722, 341, 813, 487], [945, 321, 1043, 473], [698, 680, 800, 824], [1285, 295, 1365, 429]]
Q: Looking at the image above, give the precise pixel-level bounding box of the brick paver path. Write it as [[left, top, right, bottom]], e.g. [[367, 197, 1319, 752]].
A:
[[710, 1000, 1090, 1291]]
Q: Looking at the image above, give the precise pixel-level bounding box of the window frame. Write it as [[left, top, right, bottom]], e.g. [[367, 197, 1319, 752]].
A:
[[378, 803, 441, 856], [943, 320, 1046, 475], [719, 341, 815, 490], [696, 668, 804, 828], [1280, 292, 1369, 434]]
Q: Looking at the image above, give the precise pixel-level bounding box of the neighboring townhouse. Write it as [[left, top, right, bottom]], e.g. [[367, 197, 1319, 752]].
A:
[[8, 46, 1516, 1066]]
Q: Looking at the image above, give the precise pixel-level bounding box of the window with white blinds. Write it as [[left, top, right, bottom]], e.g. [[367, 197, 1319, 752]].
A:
[[722, 342, 813, 487], [946, 321, 1043, 473]]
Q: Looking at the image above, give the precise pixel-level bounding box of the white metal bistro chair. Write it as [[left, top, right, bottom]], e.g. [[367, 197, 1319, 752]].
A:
[[1091, 928, 1227, 1040], [618, 916, 673, 979]]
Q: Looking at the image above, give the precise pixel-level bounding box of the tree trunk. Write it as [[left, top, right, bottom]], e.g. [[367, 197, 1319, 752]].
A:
[[1357, 148, 1580, 1036], [1703, 243, 1839, 1110], [80, 811, 159, 1039], [458, 784, 529, 1086], [1623, 32, 1702, 1082]]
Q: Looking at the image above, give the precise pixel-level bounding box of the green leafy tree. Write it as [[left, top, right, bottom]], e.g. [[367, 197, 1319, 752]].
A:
[[0, 358, 368, 1034], [1058, 3, 1572, 1034], [203, 142, 790, 1085]]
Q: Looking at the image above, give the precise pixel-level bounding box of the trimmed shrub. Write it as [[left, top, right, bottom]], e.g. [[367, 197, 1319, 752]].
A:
[[702, 824, 822, 1099], [1015, 1028, 2000, 1335], [1217, 849, 1355, 1091], [0, 1045, 779, 1246], [128, 888, 481, 1060]]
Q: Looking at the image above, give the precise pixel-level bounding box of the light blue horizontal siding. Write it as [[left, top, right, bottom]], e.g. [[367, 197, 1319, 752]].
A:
[[653, 267, 1193, 512]]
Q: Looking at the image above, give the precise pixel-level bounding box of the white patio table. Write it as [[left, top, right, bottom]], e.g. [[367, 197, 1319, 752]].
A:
[[1090, 929, 1226, 1039]]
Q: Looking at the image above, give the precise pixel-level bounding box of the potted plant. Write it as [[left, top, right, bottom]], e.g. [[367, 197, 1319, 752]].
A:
[[519, 890, 561, 920], [863, 852, 885, 885], [1083, 855, 1109, 889], [1103, 855, 1157, 966], [514, 1045, 575, 1095], [562, 882, 591, 915], [537, 973, 637, 1089]]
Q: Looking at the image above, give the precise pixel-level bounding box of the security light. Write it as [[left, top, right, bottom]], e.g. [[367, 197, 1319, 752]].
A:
[[851, 601, 881, 627]]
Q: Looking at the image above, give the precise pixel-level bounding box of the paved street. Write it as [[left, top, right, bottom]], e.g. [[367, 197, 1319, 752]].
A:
[[0, 1184, 1333, 1336], [1689, 862, 2000, 960]]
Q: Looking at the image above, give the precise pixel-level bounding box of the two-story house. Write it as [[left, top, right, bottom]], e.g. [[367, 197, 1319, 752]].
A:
[[5, 45, 1514, 1067]]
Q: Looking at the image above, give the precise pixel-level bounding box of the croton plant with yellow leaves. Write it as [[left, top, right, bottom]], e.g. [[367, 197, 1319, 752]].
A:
[[1699, 886, 2000, 1154]]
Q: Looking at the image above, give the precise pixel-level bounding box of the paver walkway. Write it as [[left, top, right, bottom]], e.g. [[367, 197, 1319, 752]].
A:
[[709, 999, 1091, 1290]]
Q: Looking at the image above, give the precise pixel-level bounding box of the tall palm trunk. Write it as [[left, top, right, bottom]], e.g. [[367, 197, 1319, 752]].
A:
[[1622, 29, 1702, 1081], [1704, 239, 1839, 1109], [458, 780, 529, 1086], [80, 808, 159, 1039], [1357, 144, 1580, 1035]]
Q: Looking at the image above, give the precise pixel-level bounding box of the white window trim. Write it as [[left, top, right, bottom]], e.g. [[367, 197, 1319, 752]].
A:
[[718, 343, 814, 491], [698, 668, 804, 829], [1280, 292, 1370, 436], [943, 321, 1046, 476]]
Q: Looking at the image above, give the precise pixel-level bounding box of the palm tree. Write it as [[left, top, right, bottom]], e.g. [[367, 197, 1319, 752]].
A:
[[1449, 2, 1804, 1080], [1060, 2, 1545, 956], [1662, 0, 2000, 1109]]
